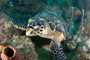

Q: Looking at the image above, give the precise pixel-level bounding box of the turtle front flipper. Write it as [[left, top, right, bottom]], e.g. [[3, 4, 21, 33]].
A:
[[50, 41, 68, 60], [10, 14, 28, 31]]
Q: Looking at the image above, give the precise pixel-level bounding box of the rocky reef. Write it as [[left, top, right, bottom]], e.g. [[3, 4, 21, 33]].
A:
[[0, 36, 38, 60], [68, 10, 90, 60], [0, 13, 38, 60], [0, 0, 90, 60], [0, 13, 12, 43]]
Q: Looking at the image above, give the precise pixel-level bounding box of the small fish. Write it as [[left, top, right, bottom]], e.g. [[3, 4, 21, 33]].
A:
[[9, 0, 13, 7]]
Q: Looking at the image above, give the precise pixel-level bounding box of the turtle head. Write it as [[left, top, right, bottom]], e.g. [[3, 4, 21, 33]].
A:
[[26, 19, 65, 42], [26, 19, 52, 38]]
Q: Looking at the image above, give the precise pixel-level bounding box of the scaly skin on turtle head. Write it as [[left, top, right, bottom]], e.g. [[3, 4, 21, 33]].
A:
[[26, 19, 65, 42], [26, 19, 52, 37]]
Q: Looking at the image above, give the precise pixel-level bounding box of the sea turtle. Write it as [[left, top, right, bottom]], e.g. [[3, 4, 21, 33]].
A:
[[10, 12, 71, 60]]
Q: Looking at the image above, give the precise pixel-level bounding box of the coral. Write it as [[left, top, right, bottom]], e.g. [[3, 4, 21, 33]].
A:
[[1, 46, 23, 60], [69, 18, 90, 60], [0, 36, 38, 60], [0, 13, 13, 43], [0, 1, 90, 60], [0, 13, 26, 43], [64, 7, 81, 22], [65, 9, 90, 60], [0, 13, 38, 60], [69, 33, 90, 60]]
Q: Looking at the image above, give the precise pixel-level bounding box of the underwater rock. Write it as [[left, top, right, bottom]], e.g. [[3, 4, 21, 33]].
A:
[[1, 46, 23, 60], [0, 13, 25, 43], [0, 13, 13, 43], [0, 36, 38, 60], [0, 13, 38, 60]]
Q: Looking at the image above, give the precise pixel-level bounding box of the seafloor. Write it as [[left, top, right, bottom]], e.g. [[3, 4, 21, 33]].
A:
[[0, 0, 90, 60]]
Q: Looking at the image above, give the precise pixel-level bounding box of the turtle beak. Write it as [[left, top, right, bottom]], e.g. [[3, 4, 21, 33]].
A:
[[26, 32, 30, 36], [26, 28, 36, 36], [26, 28, 32, 36]]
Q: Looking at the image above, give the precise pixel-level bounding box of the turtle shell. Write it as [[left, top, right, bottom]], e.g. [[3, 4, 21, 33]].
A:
[[30, 12, 67, 36]]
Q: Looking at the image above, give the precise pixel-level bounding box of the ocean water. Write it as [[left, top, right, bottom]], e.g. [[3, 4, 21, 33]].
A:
[[0, 0, 90, 60]]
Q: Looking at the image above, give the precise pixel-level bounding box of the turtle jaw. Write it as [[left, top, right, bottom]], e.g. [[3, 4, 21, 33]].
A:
[[26, 28, 37, 36], [26, 32, 36, 36]]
